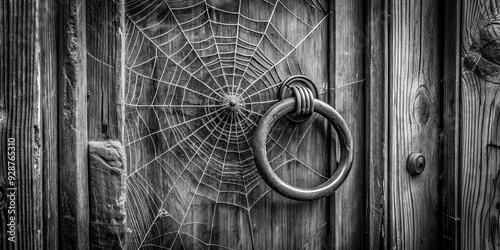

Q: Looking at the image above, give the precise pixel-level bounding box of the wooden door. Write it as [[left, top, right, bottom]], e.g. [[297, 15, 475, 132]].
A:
[[122, 0, 364, 249], [1, 0, 449, 249]]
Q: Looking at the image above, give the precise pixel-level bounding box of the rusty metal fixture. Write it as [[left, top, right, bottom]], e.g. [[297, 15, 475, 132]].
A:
[[278, 75, 319, 123], [252, 97, 353, 201], [407, 153, 426, 175]]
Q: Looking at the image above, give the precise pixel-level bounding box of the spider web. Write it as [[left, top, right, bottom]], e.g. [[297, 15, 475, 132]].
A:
[[123, 0, 329, 249]]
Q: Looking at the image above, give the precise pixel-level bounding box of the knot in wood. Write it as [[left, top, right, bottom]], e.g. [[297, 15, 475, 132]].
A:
[[464, 19, 500, 84]]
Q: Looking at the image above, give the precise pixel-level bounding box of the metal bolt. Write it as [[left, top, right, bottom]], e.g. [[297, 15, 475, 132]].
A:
[[407, 152, 426, 175]]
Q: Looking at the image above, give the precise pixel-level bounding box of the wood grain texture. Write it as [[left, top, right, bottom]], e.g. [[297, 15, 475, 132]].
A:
[[121, 0, 352, 249], [89, 141, 127, 250], [86, 0, 128, 248], [250, 3, 330, 248], [366, 0, 389, 249], [442, 0, 462, 248], [460, 72, 500, 249], [58, 0, 89, 249], [331, 0, 367, 249], [389, 0, 442, 248], [0, 1, 43, 249], [87, 0, 122, 141], [39, 0, 60, 249], [460, 1, 500, 248]]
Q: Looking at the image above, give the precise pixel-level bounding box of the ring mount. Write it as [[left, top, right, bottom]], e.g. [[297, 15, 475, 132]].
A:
[[290, 85, 314, 118], [278, 75, 319, 123]]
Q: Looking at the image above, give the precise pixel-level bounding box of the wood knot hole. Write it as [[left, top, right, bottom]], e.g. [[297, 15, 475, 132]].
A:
[[413, 90, 431, 125]]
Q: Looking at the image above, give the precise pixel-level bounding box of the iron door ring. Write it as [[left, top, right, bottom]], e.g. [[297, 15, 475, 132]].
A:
[[252, 98, 354, 201]]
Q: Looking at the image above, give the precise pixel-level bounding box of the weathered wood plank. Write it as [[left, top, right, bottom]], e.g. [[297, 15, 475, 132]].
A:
[[86, 0, 128, 248], [326, 2, 336, 248], [366, 0, 389, 248], [0, 1, 43, 249], [89, 141, 127, 250], [250, 1, 331, 248], [58, 0, 89, 249], [442, 0, 462, 248], [460, 1, 500, 247], [460, 72, 500, 249], [331, 0, 367, 248], [389, 0, 442, 248], [87, 0, 122, 141], [39, 0, 59, 249]]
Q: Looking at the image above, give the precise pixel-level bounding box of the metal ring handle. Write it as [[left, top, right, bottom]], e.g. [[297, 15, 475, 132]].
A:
[[252, 98, 353, 201]]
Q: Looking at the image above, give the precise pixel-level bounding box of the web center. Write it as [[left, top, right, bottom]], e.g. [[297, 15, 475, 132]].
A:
[[224, 94, 244, 112]]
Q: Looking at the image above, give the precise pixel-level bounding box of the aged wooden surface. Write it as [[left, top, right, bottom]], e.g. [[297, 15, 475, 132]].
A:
[[460, 73, 500, 249], [86, 0, 128, 248], [442, 0, 462, 248], [87, 0, 123, 141], [0, 1, 42, 249], [250, 1, 329, 248], [121, 0, 373, 249], [2, 1, 473, 249], [460, 0, 500, 248], [89, 141, 127, 250], [40, 0, 60, 249], [389, 0, 442, 249], [58, 0, 90, 249], [366, 0, 389, 249], [331, 0, 366, 249]]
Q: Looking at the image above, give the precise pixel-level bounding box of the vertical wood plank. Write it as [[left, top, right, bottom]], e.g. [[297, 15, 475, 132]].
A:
[[326, 2, 336, 248], [86, 0, 127, 249], [332, 0, 366, 249], [460, 0, 500, 248], [389, 0, 442, 248], [0, 1, 43, 249], [89, 141, 127, 249], [87, 0, 122, 141], [58, 0, 89, 249], [39, 0, 59, 249], [366, 0, 389, 249], [460, 73, 500, 249], [442, 0, 462, 248]]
